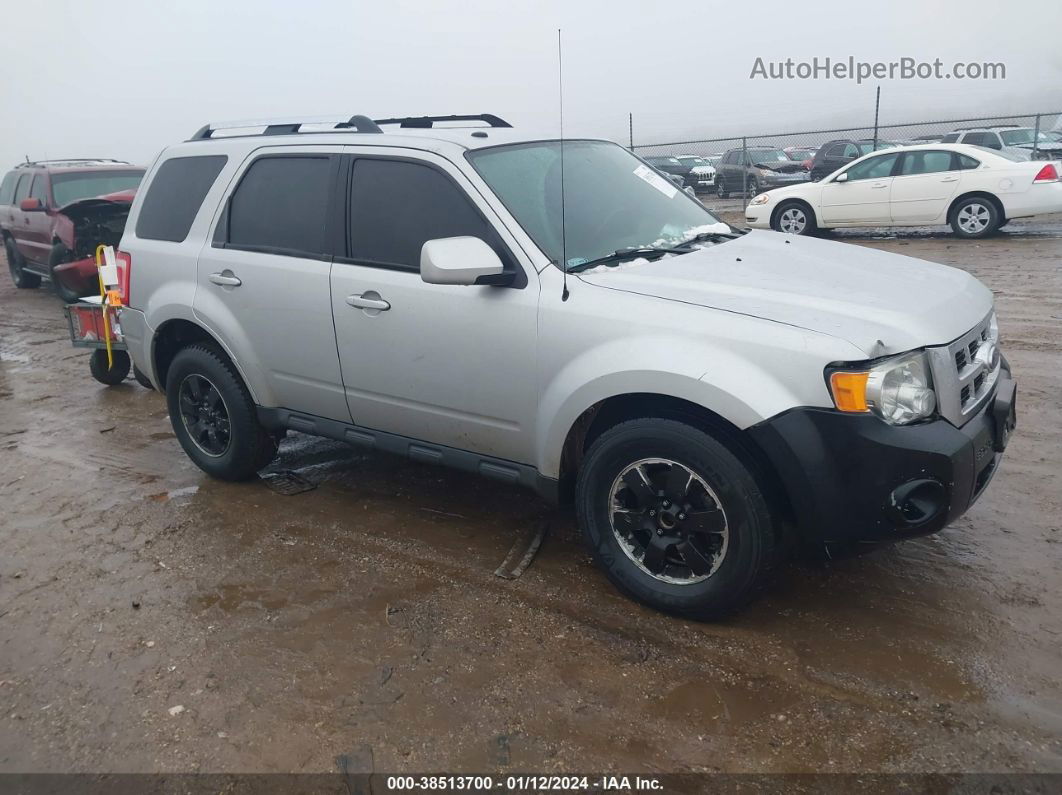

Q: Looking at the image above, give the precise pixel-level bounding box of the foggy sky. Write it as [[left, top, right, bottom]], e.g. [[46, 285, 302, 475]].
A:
[[2, 0, 1060, 170]]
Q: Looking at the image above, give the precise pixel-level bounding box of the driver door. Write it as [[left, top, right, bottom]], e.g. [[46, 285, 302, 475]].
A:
[[329, 150, 539, 465], [818, 151, 901, 225]]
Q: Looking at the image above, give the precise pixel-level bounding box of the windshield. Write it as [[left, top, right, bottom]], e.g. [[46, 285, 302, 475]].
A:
[[51, 170, 144, 206], [786, 149, 814, 160], [678, 156, 707, 166], [467, 141, 727, 270], [1000, 129, 1048, 146]]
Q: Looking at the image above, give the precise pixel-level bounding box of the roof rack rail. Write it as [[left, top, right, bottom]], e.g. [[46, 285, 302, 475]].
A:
[[16, 158, 131, 169], [189, 114, 382, 141], [373, 114, 511, 129]]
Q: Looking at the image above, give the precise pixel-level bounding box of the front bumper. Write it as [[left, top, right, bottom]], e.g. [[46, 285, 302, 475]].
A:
[[743, 203, 771, 228], [52, 255, 99, 295], [748, 372, 1016, 550]]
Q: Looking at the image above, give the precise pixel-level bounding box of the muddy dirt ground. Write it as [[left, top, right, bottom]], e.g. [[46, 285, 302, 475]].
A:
[[1, 218, 1060, 775]]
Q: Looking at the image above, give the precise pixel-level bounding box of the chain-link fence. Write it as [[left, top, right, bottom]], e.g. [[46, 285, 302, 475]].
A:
[[632, 111, 1062, 208]]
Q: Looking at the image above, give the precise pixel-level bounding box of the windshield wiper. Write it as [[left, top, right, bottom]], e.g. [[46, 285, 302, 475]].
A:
[[565, 246, 686, 274], [674, 230, 743, 248]]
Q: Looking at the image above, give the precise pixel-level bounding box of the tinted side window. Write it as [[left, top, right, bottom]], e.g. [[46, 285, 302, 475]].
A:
[[227, 156, 332, 257], [962, 132, 987, 147], [13, 174, 32, 204], [845, 152, 900, 181], [941, 133, 960, 143], [956, 154, 981, 170], [136, 155, 228, 242], [0, 172, 16, 204], [29, 175, 48, 203], [348, 159, 502, 272], [899, 151, 954, 175]]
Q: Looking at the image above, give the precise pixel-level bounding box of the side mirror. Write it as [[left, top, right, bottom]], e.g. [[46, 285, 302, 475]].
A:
[[19, 197, 45, 212], [834, 173, 849, 184], [420, 236, 509, 286]]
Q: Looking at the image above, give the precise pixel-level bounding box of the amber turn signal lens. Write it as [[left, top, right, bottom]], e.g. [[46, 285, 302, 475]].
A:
[[830, 371, 870, 412]]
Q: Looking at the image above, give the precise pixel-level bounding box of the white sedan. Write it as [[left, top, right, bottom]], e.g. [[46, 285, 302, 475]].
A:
[[743, 143, 1062, 239]]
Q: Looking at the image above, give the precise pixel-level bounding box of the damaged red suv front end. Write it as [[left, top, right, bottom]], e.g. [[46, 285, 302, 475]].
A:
[[51, 189, 137, 297]]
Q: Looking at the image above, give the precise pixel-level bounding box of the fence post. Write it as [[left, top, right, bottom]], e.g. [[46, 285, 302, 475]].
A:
[[629, 112, 634, 151], [741, 136, 748, 204], [873, 86, 881, 150], [1033, 114, 1041, 160]]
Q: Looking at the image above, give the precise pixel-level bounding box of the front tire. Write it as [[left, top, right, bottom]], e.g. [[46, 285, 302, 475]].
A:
[[716, 179, 729, 199], [6, 237, 41, 289], [165, 344, 277, 481], [575, 418, 777, 620], [771, 201, 817, 235], [950, 196, 1000, 239], [48, 242, 84, 303]]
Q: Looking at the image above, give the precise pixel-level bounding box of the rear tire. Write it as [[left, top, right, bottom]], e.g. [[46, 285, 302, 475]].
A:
[[89, 349, 131, 385], [950, 196, 1000, 239], [575, 418, 778, 620], [48, 242, 85, 304], [6, 237, 41, 289], [165, 344, 277, 481]]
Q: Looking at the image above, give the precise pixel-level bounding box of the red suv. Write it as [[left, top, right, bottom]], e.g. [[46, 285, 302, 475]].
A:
[[0, 160, 144, 301]]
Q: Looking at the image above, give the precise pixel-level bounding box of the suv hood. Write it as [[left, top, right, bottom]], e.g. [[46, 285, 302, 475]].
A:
[[752, 160, 807, 174], [57, 190, 135, 225], [576, 231, 993, 357]]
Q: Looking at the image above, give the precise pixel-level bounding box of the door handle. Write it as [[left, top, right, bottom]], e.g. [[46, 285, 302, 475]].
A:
[[209, 271, 242, 287], [346, 293, 390, 311], [870, 182, 888, 189], [940, 176, 960, 183]]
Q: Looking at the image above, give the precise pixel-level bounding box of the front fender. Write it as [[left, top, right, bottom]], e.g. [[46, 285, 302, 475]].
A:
[[535, 335, 815, 479]]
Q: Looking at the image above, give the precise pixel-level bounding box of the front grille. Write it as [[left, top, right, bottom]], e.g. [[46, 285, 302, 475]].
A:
[[926, 310, 1001, 427]]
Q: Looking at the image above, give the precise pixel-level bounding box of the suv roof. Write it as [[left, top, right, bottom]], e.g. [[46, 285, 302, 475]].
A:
[[181, 113, 559, 154]]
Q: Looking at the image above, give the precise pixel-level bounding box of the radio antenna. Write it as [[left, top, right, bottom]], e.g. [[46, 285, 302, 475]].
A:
[[557, 28, 569, 302]]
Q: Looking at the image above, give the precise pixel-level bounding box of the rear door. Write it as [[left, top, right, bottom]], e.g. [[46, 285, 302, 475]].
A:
[[889, 150, 963, 223], [22, 174, 53, 263], [195, 147, 350, 422], [818, 151, 901, 224]]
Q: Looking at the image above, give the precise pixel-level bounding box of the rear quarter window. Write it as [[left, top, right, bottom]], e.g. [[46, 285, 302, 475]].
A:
[[135, 155, 228, 242]]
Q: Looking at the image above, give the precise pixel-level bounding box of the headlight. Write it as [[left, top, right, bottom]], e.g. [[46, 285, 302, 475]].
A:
[[749, 193, 771, 205], [828, 352, 936, 425]]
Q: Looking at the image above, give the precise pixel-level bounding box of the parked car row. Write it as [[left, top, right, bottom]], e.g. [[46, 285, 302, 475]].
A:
[[744, 143, 1062, 238]]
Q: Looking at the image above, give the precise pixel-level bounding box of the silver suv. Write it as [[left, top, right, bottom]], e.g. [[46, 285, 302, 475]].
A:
[[117, 113, 1016, 619]]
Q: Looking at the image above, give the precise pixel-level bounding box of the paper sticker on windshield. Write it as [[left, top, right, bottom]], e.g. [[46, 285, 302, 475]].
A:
[[633, 164, 678, 199]]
